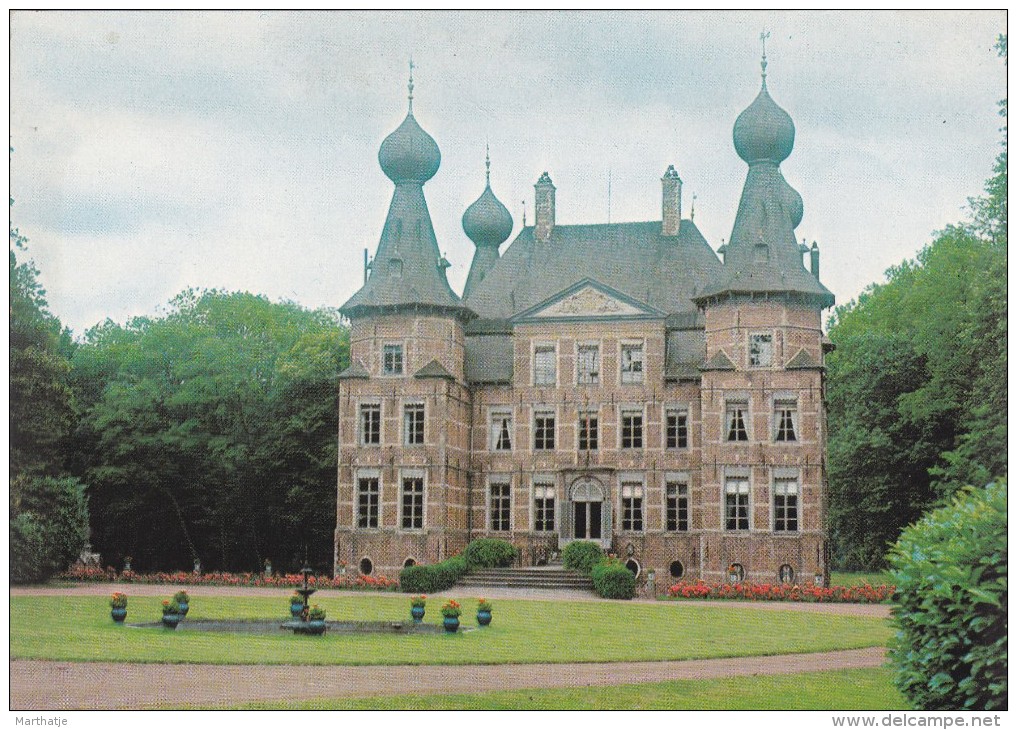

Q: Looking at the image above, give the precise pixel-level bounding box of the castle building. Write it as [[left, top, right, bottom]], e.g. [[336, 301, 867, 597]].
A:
[[335, 55, 835, 586]]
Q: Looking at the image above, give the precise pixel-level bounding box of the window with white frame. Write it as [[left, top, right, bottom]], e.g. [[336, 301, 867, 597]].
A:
[[666, 407, 689, 449], [489, 480, 511, 532], [725, 401, 749, 442], [621, 481, 644, 531], [533, 480, 555, 532], [577, 344, 600, 385], [774, 400, 798, 442], [665, 479, 689, 532], [490, 410, 513, 451], [534, 409, 555, 450], [578, 410, 599, 451], [620, 343, 644, 384], [356, 473, 379, 528], [360, 403, 381, 445], [725, 478, 750, 531], [748, 333, 773, 367], [621, 408, 643, 448], [383, 344, 404, 375], [404, 403, 424, 445], [533, 345, 556, 385], [773, 477, 799, 532], [401, 474, 424, 529]]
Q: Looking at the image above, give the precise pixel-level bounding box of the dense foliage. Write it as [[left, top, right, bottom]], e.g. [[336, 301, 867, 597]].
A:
[[399, 556, 468, 593], [591, 557, 636, 599], [826, 37, 1007, 570], [462, 538, 518, 569], [562, 541, 605, 574], [69, 290, 348, 574], [887, 481, 1007, 710]]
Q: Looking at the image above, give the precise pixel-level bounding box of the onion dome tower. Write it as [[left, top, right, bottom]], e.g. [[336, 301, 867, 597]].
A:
[[462, 146, 513, 299], [341, 64, 469, 319], [695, 46, 833, 308]]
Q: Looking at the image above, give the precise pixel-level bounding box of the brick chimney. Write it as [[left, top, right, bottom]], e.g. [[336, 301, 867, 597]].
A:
[[534, 172, 556, 243], [661, 165, 682, 237]]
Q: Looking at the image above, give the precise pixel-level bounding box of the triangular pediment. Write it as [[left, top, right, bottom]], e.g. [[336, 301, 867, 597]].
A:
[[512, 279, 665, 323]]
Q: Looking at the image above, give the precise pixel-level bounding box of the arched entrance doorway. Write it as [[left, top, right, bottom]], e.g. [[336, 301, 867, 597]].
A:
[[566, 476, 610, 546]]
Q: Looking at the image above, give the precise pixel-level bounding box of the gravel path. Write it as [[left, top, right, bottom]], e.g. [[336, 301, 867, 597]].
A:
[[10, 648, 888, 710]]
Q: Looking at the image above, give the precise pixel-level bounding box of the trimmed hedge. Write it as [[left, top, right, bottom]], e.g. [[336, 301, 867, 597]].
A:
[[562, 541, 604, 574], [463, 539, 518, 569], [591, 557, 636, 599], [888, 481, 1007, 710], [398, 555, 467, 593]]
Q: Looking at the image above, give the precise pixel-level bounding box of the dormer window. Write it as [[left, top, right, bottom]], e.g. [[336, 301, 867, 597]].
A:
[[749, 333, 773, 367], [383, 344, 404, 375]]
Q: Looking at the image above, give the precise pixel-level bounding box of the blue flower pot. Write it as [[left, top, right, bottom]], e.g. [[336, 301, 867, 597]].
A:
[[306, 620, 326, 636], [177, 602, 189, 617], [411, 606, 425, 623], [443, 616, 460, 633], [110, 607, 127, 623], [161, 613, 180, 629], [290, 603, 304, 618], [477, 610, 492, 626]]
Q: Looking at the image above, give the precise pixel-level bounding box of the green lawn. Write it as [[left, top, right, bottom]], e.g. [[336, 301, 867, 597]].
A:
[[831, 571, 895, 587], [189, 667, 907, 710], [11, 594, 891, 666]]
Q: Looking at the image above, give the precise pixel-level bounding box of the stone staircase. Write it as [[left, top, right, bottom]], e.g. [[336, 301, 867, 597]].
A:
[[459, 565, 593, 591]]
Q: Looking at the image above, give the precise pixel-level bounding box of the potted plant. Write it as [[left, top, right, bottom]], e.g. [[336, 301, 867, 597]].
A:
[[173, 590, 190, 617], [440, 599, 462, 633], [289, 593, 305, 619], [161, 600, 181, 629], [109, 592, 128, 623], [476, 597, 492, 626], [410, 595, 426, 623], [304, 604, 327, 635]]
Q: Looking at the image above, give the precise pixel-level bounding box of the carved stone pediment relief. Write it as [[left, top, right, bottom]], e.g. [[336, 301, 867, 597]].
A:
[[534, 286, 643, 318]]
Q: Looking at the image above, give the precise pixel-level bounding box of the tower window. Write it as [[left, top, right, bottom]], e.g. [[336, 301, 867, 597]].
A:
[[577, 344, 600, 385], [534, 345, 556, 385], [666, 408, 688, 449], [490, 410, 513, 451], [360, 403, 381, 445], [774, 477, 799, 532], [774, 400, 798, 442], [621, 482, 644, 531], [533, 482, 555, 532], [489, 480, 511, 532], [726, 402, 749, 442], [578, 410, 599, 451], [620, 343, 644, 384], [404, 403, 424, 445], [534, 409, 555, 450], [401, 475, 424, 530], [383, 344, 404, 375], [356, 475, 379, 529], [666, 480, 689, 532], [725, 478, 750, 531], [621, 409, 643, 448], [748, 333, 773, 367]]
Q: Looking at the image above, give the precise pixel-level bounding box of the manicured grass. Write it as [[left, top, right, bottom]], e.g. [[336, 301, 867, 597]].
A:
[[11, 594, 891, 666], [831, 571, 894, 587], [193, 667, 908, 710]]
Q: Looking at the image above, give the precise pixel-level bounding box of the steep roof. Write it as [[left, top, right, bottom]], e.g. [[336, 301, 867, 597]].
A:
[[463, 219, 721, 318], [414, 359, 455, 380]]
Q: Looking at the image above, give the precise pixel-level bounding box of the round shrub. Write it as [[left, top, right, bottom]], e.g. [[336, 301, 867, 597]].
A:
[[591, 558, 636, 599], [562, 541, 604, 574], [462, 539, 518, 569], [399, 555, 468, 593], [888, 480, 1007, 710]]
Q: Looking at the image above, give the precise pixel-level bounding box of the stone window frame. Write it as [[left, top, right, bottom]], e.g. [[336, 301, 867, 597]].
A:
[[747, 331, 774, 369], [619, 404, 645, 450], [355, 468, 381, 530], [488, 407, 514, 452], [358, 400, 382, 447], [724, 398, 751, 442], [723, 468, 751, 532], [575, 340, 601, 386], [532, 341, 558, 387], [532, 474, 556, 533], [399, 468, 426, 532], [771, 393, 800, 444], [664, 403, 690, 450], [402, 400, 425, 446], [664, 471, 689, 532], [619, 339, 645, 385], [533, 406, 557, 451], [772, 468, 801, 534], [577, 406, 600, 452], [487, 474, 512, 533], [381, 341, 406, 376], [619, 472, 645, 532]]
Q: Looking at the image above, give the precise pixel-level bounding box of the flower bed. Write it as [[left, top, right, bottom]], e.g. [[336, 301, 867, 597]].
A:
[[663, 580, 895, 604], [59, 565, 398, 591]]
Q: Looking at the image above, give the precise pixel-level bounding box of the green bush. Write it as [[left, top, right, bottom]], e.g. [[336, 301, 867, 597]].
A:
[[399, 555, 468, 593], [591, 557, 636, 599], [888, 481, 1007, 710], [562, 541, 604, 574], [9, 475, 89, 585], [463, 538, 518, 569]]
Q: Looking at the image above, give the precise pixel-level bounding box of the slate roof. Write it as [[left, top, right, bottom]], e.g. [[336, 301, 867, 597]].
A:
[[786, 348, 822, 370], [414, 359, 455, 380], [465, 334, 514, 384], [701, 350, 737, 371], [463, 220, 721, 319], [336, 361, 370, 380]]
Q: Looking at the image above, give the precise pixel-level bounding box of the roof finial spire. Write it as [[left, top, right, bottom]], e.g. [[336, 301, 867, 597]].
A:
[[485, 142, 491, 186], [691, 193, 697, 222], [760, 30, 770, 87], [408, 57, 415, 112]]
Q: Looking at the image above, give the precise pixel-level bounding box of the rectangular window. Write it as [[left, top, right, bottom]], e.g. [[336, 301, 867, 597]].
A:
[[577, 344, 600, 385], [401, 475, 424, 530], [534, 410, 555, 450], [725, 478, 750, 531], [620, 343, 644, 384], [774, 478, 799, 532], [665, 480, 688, 532], [383, 344, 404, 375], [489, 481, 511, 532], [621, 482, 644, 531], [774, 400, 798, 442], [533, 482, 555, 532], [726, 402, 749, 442], [666, 408, 689, 449], [404, 403, 424, 445], [356, 475, 379, 529], [578, 411, 599, 451], [749, 333, 773, 367], [621, 409, 643, 448], [490, 411, 513, 451], [360, 403, 381, 445], [534, 345, 556, 385]]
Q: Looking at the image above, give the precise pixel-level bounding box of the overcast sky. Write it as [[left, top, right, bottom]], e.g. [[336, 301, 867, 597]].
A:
[[10, 10, 1007, 337]]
